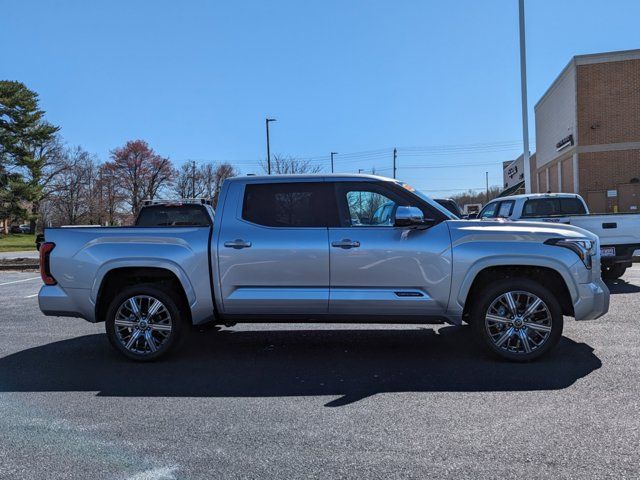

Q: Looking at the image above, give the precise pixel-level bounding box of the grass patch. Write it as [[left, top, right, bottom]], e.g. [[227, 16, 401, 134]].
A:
[[0, 234, 37, 252]]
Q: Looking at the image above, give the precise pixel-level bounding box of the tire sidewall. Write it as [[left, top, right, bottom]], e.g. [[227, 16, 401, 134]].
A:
[[471, 278, 563, 362], [602, 264, 626, 280], [105, 284, 185, 361]]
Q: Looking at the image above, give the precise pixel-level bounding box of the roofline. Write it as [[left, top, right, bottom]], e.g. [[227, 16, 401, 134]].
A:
[[225, 173, 397, 183], [534, 58, 576, 111], [535, 48, 640, 110], [490, 192, 581, 201]]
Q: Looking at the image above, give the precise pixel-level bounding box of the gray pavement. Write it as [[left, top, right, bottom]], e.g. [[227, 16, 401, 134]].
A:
[[0, 267, 639, 479], [0, 250, 39, 260]]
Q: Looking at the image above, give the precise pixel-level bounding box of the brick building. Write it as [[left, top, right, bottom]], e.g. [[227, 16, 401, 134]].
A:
[[531, 49, 640, 212]]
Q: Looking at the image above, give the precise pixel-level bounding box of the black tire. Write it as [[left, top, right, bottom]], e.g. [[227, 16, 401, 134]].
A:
[[471, 278, 563, 362], [602, 264, 626, 280], [105, 283, 188, 361]]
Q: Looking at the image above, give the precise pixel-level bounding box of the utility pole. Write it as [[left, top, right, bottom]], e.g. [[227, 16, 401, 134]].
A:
[[330, 152, 338, 173], [519, 0, 531, 193], [265, 118, 276, 175], [392, 148, 397, 179], [486, 171, 489, 203], [191, 160, 196, 198]]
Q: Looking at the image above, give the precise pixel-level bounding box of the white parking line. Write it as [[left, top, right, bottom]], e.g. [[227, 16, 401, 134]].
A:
[[0, 276, 40, 286], [24, 293, 39, 298]]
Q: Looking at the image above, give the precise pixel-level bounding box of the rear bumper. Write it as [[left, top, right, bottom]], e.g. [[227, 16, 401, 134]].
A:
[[38, 285, 96, 322], [573, 279, 609, 321]]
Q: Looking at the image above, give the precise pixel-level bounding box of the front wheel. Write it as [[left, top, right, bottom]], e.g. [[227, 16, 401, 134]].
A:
[[105, 284, 187, 361], [602, 264, 626, 280], [471, 278, 563, 362]]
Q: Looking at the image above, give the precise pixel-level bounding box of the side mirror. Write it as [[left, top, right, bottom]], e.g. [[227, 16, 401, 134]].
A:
[[394, 206, 432, 227]]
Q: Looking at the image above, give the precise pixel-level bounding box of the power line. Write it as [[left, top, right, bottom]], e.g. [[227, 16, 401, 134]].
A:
[[177, 139, 531, 171]]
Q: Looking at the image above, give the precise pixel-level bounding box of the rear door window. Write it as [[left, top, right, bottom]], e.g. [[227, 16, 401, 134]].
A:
[[241, 182, 338, 227], [497, 201, 514, 218]]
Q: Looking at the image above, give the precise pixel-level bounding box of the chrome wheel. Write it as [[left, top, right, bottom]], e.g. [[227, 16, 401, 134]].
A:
[[114, 295, 173, 355], [485, 290, 552, 355]]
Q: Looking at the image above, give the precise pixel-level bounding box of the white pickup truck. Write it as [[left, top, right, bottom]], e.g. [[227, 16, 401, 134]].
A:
[[478, 193, 640, 279]]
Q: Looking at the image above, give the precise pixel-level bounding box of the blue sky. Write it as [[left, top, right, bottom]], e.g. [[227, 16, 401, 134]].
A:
[[3, 0, 639, 196]]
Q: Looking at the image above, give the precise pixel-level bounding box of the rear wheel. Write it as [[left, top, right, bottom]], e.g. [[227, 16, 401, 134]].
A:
[[602, 264, 626, 280], [105, 284, 187, 361], [471, 278, 563, 362]]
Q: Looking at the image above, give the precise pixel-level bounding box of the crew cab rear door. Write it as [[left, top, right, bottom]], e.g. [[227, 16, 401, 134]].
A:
[[217, 180, 336, 315], [327, 180, 452, 316]]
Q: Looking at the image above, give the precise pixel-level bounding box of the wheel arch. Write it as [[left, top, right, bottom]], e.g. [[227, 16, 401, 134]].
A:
[[461, 265, 575, 322], [94, 265, 193, 324]]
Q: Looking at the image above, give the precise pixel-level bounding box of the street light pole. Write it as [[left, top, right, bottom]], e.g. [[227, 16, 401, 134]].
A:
[[265, 118, 276, 175], [330, 152, 338, 173], [518, 0, 532, 193], [486, 171, 489, 203], [393, 148, 397, 179]]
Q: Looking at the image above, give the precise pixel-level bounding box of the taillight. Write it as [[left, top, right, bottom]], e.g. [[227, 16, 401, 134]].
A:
[[39, 242, 57, 285]]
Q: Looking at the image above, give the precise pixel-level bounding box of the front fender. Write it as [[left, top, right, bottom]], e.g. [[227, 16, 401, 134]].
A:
[[454, 255, 579, 311], [448, 234, 586, 315]]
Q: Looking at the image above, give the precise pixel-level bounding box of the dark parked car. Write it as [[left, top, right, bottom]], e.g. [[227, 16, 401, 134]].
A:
[[9, 224, 31, 234], [434, 198, 463, 218]]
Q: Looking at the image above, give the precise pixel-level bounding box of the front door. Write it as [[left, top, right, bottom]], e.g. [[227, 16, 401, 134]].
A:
[[218, 181, 336, 315], [328, 181, 452, 317]]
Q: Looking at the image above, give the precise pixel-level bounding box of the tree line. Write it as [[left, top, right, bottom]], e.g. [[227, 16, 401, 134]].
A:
[[0, 81, 239, 233]]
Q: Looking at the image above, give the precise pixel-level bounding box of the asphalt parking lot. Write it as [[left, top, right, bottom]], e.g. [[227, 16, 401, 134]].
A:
[[0, 268, 639, 479]]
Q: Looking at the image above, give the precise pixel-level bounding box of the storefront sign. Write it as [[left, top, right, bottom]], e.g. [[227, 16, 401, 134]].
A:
[[555, 134, 574, 151]]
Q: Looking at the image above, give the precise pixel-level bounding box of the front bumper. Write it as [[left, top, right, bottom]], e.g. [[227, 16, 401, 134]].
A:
[[573, 279, 609, 321], [38, 285, 96, 322]]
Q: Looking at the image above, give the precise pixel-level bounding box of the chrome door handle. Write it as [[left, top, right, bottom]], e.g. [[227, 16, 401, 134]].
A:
[[331, 239, 360, 249], [224, 239, 252, 249]]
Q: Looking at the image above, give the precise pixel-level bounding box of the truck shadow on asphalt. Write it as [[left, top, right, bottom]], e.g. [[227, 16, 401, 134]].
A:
[[605, 278, 640, 294], [0, 326, 601, 407]]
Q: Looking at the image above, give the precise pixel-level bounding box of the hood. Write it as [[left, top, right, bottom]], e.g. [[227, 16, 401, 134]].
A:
[[446, 219, 598, 244]]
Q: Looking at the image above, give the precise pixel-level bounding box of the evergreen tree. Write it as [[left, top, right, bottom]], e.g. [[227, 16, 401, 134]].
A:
[[0, 81, 60, 232]]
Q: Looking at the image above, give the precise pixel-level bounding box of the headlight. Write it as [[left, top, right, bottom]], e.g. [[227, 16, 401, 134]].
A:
[[544, 238, 595, 269]]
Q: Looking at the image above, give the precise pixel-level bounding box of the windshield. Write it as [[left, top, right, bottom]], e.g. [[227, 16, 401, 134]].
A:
[[398, 182, 459, 219]]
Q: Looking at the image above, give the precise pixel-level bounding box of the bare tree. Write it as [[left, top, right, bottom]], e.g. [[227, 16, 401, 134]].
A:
[[173, 161, 238, 207], [202, 162, 238, 207], [451, 186, 502, 207], [47, 146, 97, 225], [107, 140, 174, 215], [172, 161, 205, 199], [260, 155, 321, 175], [96, 162, 127, 226]]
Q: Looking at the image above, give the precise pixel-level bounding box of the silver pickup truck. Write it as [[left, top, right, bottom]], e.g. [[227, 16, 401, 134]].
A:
[[38, 174, 609, 362]]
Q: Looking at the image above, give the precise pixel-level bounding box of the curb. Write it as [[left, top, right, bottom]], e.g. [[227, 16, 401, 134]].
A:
[[0, 263, 39, 271]]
